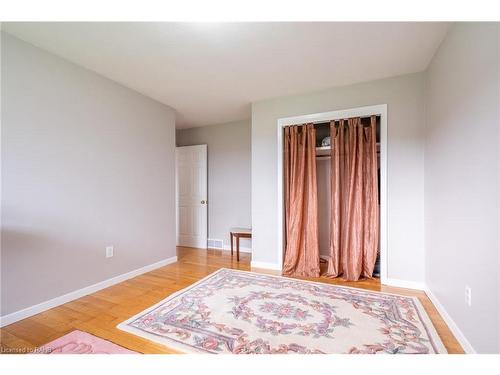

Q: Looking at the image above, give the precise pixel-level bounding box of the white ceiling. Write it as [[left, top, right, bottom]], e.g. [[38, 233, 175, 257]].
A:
[[4, 22, 450, 128]]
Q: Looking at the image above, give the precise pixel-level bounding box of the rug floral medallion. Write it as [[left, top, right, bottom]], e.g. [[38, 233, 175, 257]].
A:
[[117, 268, 447, 354]]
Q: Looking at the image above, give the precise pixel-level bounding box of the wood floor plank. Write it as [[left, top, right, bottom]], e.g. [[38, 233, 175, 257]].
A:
[[0, 246, 464, 354], [0, 330, 37, 353]]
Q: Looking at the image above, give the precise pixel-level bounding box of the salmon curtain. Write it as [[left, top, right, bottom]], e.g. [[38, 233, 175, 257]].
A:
[[326, 116, 379, 281], [283, 124, 320, 277]]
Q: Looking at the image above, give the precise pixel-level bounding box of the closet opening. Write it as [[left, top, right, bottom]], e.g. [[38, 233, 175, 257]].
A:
[[276, 105, 387, 283]]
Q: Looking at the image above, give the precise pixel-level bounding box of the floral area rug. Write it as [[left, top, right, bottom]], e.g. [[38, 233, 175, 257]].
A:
[[117, 268, 446, 354]]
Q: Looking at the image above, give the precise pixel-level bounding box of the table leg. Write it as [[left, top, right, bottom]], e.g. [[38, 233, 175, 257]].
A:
[[236, 235, 240, 262], [230, 232, 233, 256]]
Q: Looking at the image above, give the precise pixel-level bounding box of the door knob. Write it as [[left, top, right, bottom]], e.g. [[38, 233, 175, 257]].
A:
[[201, 200, 206, 204]]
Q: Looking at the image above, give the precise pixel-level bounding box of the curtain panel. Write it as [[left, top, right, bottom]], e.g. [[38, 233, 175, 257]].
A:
[[283, 124, 320, 277], [327, 116, 379, 281]]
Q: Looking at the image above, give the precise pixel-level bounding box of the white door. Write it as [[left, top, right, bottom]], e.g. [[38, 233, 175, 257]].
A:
[[176, 145, 208, 248]]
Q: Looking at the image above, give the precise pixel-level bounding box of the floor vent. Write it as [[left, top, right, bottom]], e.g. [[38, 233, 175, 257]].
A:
[[207, 238, 224, 249]]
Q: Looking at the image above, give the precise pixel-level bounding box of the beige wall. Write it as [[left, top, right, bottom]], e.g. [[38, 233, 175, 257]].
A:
[[1, 33, 177, 316], [425, 23, 500, 353], [176, 120, 252, 249], [251, 73, 426, 282]]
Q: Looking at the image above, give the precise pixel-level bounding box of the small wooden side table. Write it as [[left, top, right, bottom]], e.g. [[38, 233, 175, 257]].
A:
[[230, 227, 252, 261]]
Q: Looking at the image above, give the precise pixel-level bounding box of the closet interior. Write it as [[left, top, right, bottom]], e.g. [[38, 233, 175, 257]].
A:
[[315, 116, 381, 277]]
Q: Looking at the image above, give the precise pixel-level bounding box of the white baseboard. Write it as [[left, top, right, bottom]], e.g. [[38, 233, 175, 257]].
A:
[[424, 287, 476, 353], [250, 261, 282, 271], [0, 256, 178, 328], [382, 277, 425, 290]]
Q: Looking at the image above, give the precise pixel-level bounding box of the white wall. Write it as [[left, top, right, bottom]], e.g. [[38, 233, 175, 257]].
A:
[[1, 33, 177, 316], [176, 120, 252, 249], [425, 23, 500, 353], [251, 73, 426, 283]]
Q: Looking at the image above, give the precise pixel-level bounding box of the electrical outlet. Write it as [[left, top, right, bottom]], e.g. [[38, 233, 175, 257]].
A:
[[106, 246, 114, 258], [465, 285, 472, 307]]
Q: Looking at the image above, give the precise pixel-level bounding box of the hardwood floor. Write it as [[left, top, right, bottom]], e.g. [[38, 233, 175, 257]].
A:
[[0, 246, 464, 354]]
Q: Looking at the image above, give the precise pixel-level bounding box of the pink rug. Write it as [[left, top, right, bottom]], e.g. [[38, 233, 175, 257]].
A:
[[37, 330, 136, 354]]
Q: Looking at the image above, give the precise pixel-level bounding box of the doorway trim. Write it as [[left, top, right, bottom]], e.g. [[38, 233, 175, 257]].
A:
[[276, 104, 388, 283]]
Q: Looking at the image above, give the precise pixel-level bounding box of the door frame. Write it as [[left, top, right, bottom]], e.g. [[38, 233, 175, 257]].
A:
[[276, 104, 388, 283]]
